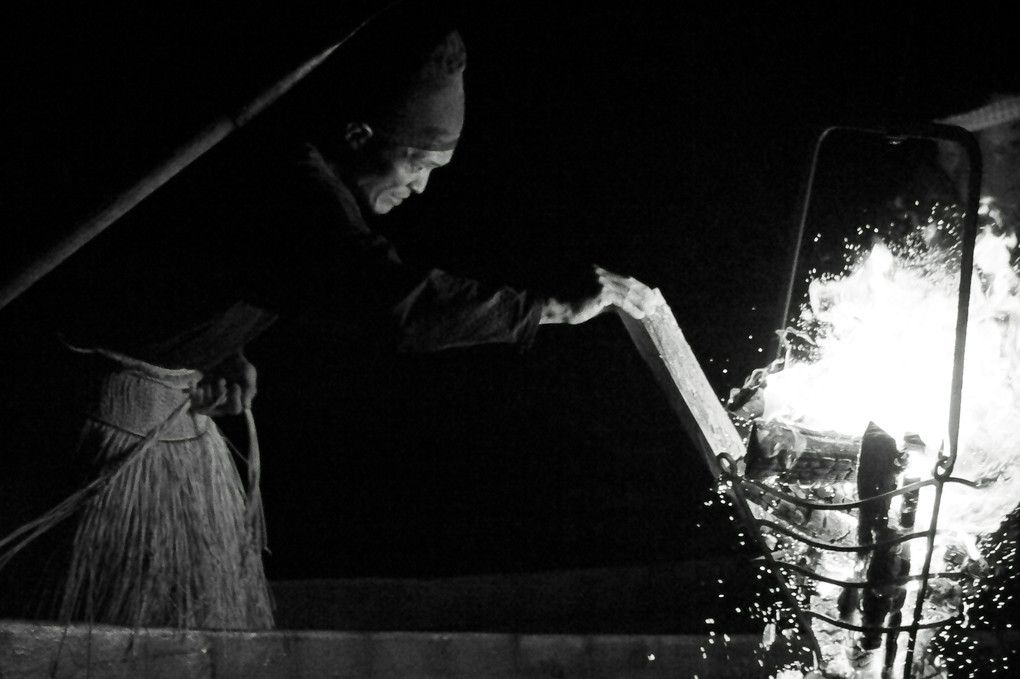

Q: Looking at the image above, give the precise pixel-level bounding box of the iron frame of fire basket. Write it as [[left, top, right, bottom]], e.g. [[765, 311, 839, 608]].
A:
[[720, 122, 984, 678]]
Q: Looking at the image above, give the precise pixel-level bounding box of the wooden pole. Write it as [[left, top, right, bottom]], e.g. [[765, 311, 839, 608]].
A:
[[0, 4, 397, 313]]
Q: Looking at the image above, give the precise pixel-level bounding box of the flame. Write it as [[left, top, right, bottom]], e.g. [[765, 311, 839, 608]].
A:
[[763, 201, 1020, 536], [751, 200, 1020, 677]]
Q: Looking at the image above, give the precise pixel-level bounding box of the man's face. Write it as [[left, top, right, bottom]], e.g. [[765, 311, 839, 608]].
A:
[[351, 143, 454, 215]]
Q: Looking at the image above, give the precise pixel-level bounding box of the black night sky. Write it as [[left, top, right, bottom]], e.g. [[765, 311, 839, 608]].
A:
[[2, 0, 1018, 629]]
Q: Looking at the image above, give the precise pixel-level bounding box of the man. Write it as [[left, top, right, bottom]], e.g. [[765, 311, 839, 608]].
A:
[[161, 24, 660, 413], [0, 15, 660, 630]]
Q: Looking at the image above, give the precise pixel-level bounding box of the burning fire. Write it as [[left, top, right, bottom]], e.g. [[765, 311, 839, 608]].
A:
[[740, 198, 1020, 678], [766, 200, 1020, 535]]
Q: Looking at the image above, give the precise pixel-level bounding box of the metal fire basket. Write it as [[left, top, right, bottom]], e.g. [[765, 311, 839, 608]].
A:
[[625, 123, 984, 678]]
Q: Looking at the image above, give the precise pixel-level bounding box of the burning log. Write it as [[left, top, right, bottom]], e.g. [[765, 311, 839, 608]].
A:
[[843, 422, 911, 674], [745, 420, 861, 487], [740, 421, 860, 544]]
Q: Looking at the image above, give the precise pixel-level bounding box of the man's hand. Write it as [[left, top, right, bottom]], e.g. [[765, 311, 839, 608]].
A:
[[540, 265, 663, 325], [189, 350, 258, 417]]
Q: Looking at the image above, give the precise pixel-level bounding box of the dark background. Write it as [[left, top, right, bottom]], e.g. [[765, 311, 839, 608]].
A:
[[2, 0, 1017, 628]]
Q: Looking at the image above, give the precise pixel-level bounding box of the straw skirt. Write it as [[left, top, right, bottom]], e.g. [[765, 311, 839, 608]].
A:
[[53, 347, 274, 629]]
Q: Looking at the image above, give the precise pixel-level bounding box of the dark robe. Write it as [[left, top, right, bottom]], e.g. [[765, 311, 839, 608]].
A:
[[47, 133, 544, 370]]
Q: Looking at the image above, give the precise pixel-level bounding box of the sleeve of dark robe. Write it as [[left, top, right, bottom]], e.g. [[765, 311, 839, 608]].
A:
[[36, 135, 544, 371], [94, 138, 545, 371], [245, 141, 545, 353]]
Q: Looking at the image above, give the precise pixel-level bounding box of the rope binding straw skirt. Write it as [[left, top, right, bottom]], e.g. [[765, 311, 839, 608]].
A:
[[0, 343, 274, 630]]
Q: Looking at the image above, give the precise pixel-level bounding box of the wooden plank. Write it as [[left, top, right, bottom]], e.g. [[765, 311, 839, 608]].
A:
[[0, 619, 773, 678], [618, 294, 826, 665], [619, 291, 747, 480]]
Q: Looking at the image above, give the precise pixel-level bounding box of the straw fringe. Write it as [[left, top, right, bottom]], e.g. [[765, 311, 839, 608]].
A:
[[0, 349, 273, 630], [0, 399, 191, 576]]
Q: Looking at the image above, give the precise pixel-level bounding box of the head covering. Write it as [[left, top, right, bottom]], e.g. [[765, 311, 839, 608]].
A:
[[293, 3, 467, 154], [370, 29, 467, 151]]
